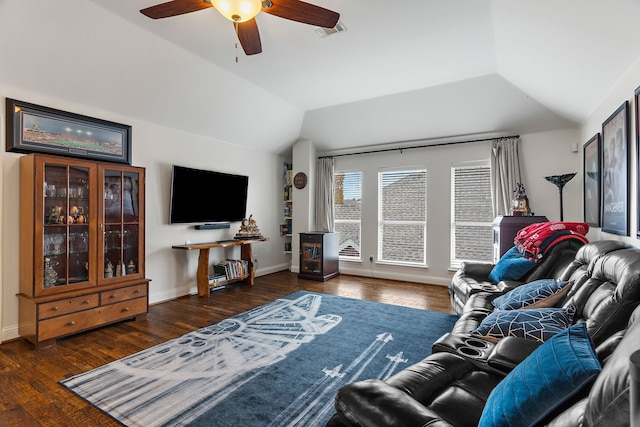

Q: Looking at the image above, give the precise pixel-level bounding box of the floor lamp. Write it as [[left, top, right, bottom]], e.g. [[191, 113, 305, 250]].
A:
[[544, 173, 577, 221]]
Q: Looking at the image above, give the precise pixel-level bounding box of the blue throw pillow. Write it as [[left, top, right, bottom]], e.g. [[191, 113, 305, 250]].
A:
[[471, 305, 575, 343], [488, 246, 536, 283], [492, 279, 570, 310], [478, 323, 601, 427]]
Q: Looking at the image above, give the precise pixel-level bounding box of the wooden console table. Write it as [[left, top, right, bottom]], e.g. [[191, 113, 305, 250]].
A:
[[172, 238, 268, 297]]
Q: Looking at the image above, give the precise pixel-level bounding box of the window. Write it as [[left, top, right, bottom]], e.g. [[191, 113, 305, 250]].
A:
[[378, 168, 426, 265], [334, 171, 362, 260], [450, 161, 493, 268]]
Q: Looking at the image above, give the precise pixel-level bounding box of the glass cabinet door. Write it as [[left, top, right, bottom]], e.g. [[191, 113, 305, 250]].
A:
[[101, 168, 142, 281], [41, 163, 91, 291], [300, 242, 322, 274]]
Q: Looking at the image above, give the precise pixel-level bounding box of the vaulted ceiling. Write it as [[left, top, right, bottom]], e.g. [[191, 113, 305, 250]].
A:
[[5, 1, 640, 155]]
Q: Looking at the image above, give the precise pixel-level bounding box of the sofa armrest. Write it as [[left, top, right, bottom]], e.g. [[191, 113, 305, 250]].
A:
[[496, 280, 525, 293], [486, 336, 542, 372], [459, 262, 494, 280], [334, 379, 453, 427]]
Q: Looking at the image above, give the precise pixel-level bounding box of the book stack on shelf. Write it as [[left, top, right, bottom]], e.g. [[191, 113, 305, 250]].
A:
[[304, 246, 320, 259], [282, 161, 293, 255], [211, 259, 250, 283], [283, 162, 292, 187]]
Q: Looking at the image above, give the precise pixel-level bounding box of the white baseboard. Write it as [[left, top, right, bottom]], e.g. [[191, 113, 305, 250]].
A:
[[1, 324, 20, 342], [338, 265, 451, 287], [149, 264, 292, 304]]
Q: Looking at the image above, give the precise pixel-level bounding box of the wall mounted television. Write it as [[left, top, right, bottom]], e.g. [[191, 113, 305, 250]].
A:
[[169, 165, 248, 225]]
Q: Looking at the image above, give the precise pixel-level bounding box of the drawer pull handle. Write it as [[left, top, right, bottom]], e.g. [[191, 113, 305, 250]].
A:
[[68, 321, 75, 326], [83, 300, 90, 304], [111, 294, 117, 298], [134, 289, 141, 293], [52, 306, 59, 311], [122, 307, 130, 312]]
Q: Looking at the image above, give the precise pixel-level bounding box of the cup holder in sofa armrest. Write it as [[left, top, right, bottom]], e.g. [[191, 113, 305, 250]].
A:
[[457, 346, 483, 358], [486, 336, 542, 373], [432, 333, 495, 360], [464, 337, 492, 349]]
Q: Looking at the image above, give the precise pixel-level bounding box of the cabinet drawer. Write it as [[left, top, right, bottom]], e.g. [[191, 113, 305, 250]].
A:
[[100, 283, 147, 305], [38, 297, 148, 341], [38, 295, 99, 320]]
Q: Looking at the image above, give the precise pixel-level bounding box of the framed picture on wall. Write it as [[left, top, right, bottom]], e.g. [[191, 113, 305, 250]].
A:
[[5, 98, 132, 164], [601, 101, 629, 236], [583, 134, 601, 227], [635, 86, 640, 238]]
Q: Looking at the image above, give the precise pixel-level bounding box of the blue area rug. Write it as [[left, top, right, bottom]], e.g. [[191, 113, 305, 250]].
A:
[[61, 291, 458, 426]]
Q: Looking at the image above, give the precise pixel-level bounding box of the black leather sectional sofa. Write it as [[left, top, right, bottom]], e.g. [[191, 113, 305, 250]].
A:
[[327, 241, 640, 426]]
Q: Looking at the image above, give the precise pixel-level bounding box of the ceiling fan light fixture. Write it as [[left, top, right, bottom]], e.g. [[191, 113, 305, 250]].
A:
[[210, 0, 262, 22]]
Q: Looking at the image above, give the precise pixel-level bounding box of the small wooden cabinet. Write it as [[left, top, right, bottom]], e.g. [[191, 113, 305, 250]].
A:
[[299, 232, 339, 281], [492, 215, 548, 262], [18, 154, 150, 348]]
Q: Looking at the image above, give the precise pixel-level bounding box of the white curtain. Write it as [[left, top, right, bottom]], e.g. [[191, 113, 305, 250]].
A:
[[491, 137, 522, 217], [315, 157, 335, 232]]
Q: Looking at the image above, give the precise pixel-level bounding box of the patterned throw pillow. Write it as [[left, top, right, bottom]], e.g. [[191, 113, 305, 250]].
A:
[[492, 279, 570, 310], [478, 323, 601, 427], [471, 305, 575, 343]]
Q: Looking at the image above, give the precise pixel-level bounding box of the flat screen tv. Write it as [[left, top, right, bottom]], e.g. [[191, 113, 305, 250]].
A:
[[169, 165, 248, 225]]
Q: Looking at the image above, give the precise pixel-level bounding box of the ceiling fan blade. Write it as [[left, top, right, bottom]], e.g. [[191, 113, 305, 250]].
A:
[[263, 0, 339, 28], [236, 19, 262, 55], [140, 0, 212, 19]]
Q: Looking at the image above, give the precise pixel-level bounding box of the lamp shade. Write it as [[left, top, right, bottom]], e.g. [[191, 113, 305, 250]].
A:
[[544, 173, 577, 190], [211, 0, 262, 22], [544, 172, 576, 221]]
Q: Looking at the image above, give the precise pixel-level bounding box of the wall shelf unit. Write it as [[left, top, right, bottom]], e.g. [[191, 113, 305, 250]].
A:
[[282, 161, 293, 255]]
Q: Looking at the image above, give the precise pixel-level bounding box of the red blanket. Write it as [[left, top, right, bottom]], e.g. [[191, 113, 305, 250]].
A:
[[514, 221, 589, 261]]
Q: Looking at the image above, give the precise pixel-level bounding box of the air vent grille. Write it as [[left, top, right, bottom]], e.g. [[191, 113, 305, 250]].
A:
[[314, 21, 347, 38]]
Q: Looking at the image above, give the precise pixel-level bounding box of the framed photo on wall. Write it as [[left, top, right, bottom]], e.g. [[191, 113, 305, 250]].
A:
[[583, 133, 601, 227], [601, 101, 629, 236], [636, 86, 640, 238], [5, 98, 132, 164]]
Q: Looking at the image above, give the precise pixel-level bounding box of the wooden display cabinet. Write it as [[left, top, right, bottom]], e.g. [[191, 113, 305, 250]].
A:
[[298, 232, 339, 281], [18, 154, 149, 348]]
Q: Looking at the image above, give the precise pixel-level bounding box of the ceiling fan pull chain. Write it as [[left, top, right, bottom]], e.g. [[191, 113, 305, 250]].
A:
[[234, 21, 239, 63]]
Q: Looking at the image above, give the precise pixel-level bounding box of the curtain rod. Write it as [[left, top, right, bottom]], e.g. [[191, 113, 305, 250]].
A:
[[318, 134, 520, 159]]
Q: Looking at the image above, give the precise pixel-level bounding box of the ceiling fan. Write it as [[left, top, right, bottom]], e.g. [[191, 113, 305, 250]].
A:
[[140, 0, 340, 56]]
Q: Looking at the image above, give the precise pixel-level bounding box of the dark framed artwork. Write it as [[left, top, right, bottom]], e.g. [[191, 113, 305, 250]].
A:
[[636, 86, 640, 238], [6, 98, 131, 164], [583, 133, 601, 227], [601, 101, 629, 236]]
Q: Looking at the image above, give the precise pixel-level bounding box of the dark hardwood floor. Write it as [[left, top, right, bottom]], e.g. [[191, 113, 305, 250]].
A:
[[0, 271, 453, 427]]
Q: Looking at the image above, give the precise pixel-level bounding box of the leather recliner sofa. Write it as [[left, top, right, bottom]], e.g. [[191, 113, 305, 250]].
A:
[[449, 238, 587, 315], [327, 241, 640, 426], [450, 240, 630, 339]]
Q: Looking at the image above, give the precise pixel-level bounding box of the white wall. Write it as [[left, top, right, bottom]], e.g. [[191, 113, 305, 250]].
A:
[[579, 55, 640, 244], [290, 139, 317, 273], [0, 92, 291, 341], [331, 129, 581, 286], [0, 0, 299, 342]]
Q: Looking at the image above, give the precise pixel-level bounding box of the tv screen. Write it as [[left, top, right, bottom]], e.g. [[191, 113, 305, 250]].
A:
[[169, 165, 248, 224]]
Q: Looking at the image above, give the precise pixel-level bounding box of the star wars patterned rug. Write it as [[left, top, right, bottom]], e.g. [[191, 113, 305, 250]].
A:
[[61, 291, 458, 426]]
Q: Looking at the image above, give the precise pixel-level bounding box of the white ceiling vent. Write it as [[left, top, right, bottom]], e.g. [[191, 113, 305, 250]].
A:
[[314, 21, 347, 38]]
